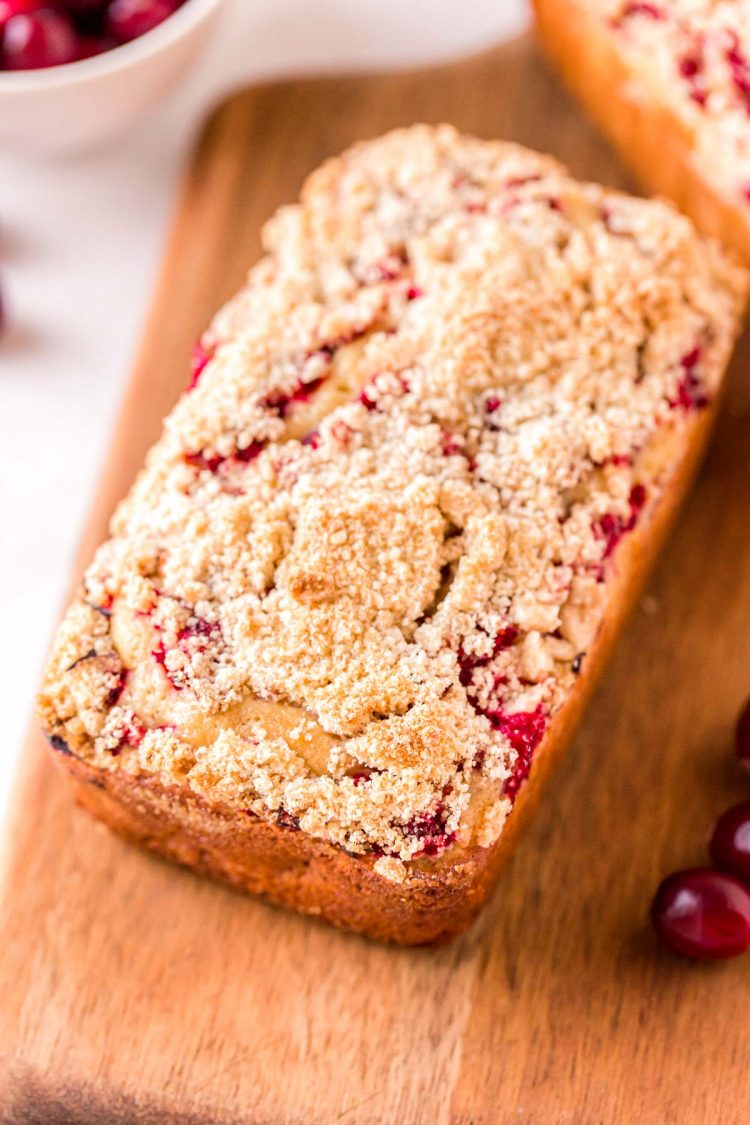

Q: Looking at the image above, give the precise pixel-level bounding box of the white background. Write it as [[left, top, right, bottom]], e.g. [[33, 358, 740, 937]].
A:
[[0, 0, 528, 826]]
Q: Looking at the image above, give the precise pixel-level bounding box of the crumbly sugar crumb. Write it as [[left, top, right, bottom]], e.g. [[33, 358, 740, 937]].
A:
[[38, 125, 747, 869]]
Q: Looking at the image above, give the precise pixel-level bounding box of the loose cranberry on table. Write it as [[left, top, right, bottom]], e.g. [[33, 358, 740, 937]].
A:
[[736, 698, 750, 771], [651, 868, 750, 960], [709, 801, 750, 884]]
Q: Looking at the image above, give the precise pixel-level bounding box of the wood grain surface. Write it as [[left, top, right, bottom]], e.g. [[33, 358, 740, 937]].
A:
[[3, 34, 750, 1125]]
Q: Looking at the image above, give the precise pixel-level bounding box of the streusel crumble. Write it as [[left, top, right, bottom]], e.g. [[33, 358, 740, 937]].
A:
[[39, 125, 746, 879]]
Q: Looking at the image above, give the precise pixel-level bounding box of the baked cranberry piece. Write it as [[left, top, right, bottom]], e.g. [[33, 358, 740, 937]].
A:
[[669, 345, 709, 411], [457, 626, 518, 688], [357, 371, 409, 413], [496, 706, 547, 802], [184, 440, 264, 474], [276, 809, 300, 831], [709, 802, 750, 884], [184, 449, 224, 473], [404, 807, 456, 857], [261, 376, 325, 418], [105, 0, 178, 43], [441, 432, 463, 457], [679, 55, 700, 79], [358, 386, 378, 411], [152, 615, 220, 690], [651, 868, 750, 960], [726, 32, 750, 114], [595, 483, 647, 561], [736, 699, 750, 771], [621, 2, 663, 19], [110, 716, 145, 755], [2, 8, 79, 68], [187, 335, 214, 391], [679, 47, 707, 107], [105, 667, 128, 708]]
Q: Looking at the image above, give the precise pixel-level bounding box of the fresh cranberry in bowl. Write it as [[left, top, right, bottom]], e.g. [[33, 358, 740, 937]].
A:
[[0, 0, 222, 156], [0, 0, 43, 29], [2, 9, 78, 69], [651, 868, 750, 960], [709, 801, 750, 884], [0, 0, 191, 72], [56, 0, 108, 12], [105, 0, 179, 43]]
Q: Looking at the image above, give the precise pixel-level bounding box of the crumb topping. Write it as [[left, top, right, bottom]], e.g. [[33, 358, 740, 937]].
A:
[[591, 0, 750, 207], [38, 125, 746, 867]]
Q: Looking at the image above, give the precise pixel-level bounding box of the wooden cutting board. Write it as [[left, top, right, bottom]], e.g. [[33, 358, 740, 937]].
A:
[[4, 33, 750, 1125]]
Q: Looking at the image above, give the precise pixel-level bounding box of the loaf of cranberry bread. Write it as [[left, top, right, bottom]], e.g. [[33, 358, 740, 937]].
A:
[[533, 0, 750, 262], [38, 126, 747, 944]]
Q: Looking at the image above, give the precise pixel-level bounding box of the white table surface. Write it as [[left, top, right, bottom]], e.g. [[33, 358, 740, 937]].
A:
[[0, 0, 528, 828]]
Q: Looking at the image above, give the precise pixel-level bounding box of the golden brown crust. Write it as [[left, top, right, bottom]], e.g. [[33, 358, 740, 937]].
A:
[[532, 0, 750, 261]]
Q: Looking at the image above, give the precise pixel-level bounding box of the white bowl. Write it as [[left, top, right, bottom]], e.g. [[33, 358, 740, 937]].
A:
[[0, 0, 224, 157]]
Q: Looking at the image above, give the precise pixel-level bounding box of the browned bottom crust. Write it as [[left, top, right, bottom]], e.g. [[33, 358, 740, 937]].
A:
[[532, 0, 750, 264], [46, 404, 718, 945]]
